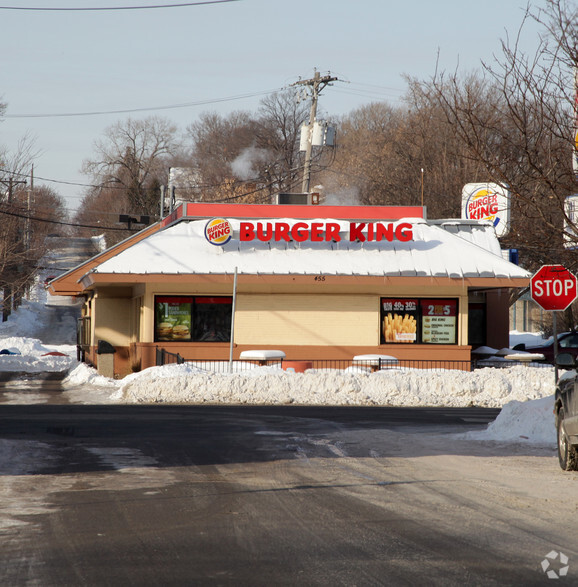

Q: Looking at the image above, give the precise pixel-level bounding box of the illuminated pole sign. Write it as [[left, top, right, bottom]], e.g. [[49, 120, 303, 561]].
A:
[[461, 183, 510, 237]]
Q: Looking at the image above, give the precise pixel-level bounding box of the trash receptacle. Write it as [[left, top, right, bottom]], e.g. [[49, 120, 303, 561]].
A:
[[96, 340, 116, 378]]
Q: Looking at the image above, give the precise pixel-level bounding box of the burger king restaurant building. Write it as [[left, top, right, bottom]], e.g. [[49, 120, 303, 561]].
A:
[[49, 203, 529, 378]]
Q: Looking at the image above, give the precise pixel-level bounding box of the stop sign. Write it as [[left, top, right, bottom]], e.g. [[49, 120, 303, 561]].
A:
[[531, 265, 578, 311]]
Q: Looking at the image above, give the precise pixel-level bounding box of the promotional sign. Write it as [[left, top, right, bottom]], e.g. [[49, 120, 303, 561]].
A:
[[381, 299, 418, 343], [380, 298, 458, 344], [155, 296, 192, 341], [462, 183, 510, 237], [420, 299, 458, 344], [531, 265, 578, 311]]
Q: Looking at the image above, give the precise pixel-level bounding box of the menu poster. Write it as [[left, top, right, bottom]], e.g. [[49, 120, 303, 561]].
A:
[[381, 299, 418, 344], [155, 296, 192, 341], [420, 299, 458, 344]]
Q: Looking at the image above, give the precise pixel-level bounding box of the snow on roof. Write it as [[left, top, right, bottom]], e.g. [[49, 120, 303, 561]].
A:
[[431, 219, 502, 256], [91, 217, 529, 280]]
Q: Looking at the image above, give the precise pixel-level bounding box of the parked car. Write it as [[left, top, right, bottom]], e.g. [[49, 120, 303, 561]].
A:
[[516, 331, 578, 364], [554, 353, 578, 471]]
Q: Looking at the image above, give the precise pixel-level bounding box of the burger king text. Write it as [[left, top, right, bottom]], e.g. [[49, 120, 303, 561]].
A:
[[239, 221, 413, 243]]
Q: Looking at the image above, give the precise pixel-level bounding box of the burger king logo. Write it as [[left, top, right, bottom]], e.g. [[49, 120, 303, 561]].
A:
[[205, 218, 233, 246], [465, 187, 500, 225], [462, 182, 510, 237]]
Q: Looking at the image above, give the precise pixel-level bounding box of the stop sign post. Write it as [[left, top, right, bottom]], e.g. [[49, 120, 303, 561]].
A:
[[530, 265, 578, 312]]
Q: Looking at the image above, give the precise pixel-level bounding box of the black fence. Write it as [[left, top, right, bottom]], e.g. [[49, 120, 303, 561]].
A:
[[154, 349, 553, 373], [156, 347, 185, 366]]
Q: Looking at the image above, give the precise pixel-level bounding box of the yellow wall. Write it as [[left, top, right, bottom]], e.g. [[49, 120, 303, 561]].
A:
[[235, 294, 378, 346], [93, 297, 131, 347], [138, 282, 470, 346]]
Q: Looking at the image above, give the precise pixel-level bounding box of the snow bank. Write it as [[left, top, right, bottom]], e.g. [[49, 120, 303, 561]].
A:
[[509, 330, 548, 347], [0, 334, 77, 373], [118, 364, 556, 409], [63, 363, 118, 388], [91, 234, 107, 252], [0, 300, 49, 338], [462, 396, 555, 445]]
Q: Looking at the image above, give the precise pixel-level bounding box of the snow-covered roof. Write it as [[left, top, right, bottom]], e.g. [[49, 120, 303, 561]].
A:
[[88, 217, 529, 281], [430, 219, 502, 256]]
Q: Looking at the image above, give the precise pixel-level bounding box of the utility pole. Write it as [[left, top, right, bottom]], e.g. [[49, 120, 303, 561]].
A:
[[293, 70, 338, 193], [25, 164, 33, 252]]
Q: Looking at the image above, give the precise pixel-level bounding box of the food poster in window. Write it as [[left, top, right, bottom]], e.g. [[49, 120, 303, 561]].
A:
[[155, 297, 192, 341], [381, 299, 418, 343], [420, 299, 458, 344]]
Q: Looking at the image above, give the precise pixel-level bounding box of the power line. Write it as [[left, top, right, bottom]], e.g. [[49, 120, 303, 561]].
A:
[[4, 88, 282, 119], [0, 167, 124, 191], [0, 1, 238, 11], [0, 206, 139, 232]]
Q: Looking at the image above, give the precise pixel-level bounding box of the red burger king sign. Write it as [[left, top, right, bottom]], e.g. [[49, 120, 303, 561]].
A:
[[204, 218, 414, 245], [205, 218, 233, 246]]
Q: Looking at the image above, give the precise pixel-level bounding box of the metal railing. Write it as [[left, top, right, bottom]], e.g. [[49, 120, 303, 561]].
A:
[[76, 316, 91, 362], [154, 351, 553, 373], [156, 346, 185, 366]]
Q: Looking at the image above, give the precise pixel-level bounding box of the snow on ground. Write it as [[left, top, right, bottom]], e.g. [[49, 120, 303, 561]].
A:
[[0, 289, 560, 447], [509, 329, 549, 347]]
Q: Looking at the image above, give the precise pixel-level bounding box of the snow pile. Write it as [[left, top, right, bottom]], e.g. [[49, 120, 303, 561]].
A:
[[63, 363, 118, 388], [509, 330, 548, 347], [0, 334, 77, 373], [91, 234, 107, 252], [0, 299, 49, 338], [463, 396, 555, 445], [118, 363, 555, 409]]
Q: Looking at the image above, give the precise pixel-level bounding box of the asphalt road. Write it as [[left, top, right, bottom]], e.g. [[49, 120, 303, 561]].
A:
[[1, 387, 574, 587]]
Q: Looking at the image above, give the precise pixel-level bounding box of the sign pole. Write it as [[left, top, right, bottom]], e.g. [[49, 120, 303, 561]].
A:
[[228, 266, 238, 374], [553, 311, 559, 382]]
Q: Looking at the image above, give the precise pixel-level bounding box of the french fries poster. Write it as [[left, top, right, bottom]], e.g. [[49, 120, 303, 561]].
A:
[[381, 299, 418, 343]]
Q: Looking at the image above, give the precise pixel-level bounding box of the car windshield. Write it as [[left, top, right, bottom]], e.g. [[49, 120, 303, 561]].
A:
[[559, 333, 578, 348]]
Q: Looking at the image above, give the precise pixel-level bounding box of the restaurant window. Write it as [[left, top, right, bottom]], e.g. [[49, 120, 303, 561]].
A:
[[155, 296, 232, 342], [380, 298, 458, 344], [468, 303, 486, 346]]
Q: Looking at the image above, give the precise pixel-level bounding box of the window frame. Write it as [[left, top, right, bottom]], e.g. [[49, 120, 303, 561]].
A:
[[380, 297, 459, 345], [154, 295, 233, 343]]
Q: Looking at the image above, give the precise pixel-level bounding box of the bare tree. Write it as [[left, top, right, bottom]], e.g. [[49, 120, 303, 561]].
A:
[[322, 102, 405, 205], [74, 185, 137, 245], [186, 110, 258, 199], [0, 129, 44, 319], [320, 98, 482, 216], [82, 116, 179, 215], [255, 90, 310, 194], [183, 91, 311, 203], [414, 0, 578, 270]]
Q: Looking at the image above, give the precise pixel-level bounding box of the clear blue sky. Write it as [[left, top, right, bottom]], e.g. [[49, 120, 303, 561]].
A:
[[1, 0, 541, 212]]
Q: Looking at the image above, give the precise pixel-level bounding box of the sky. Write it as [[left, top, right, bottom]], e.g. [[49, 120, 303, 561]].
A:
[[0, 0, 543, 214]]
